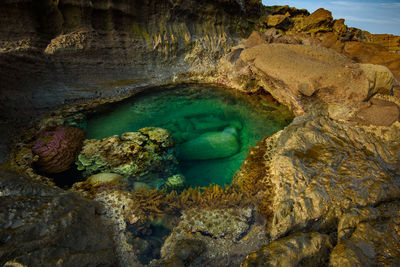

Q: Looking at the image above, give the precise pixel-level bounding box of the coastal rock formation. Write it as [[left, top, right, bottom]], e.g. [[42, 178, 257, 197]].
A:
[[223, 42, 395, 115], [330, 201, 400, 266], [261, 7, 400, 81], [363, 32, 400, 53], [293, 8, 333, 33], [152, 207, 268, 266], [1, 0, 400, 266], [76, 127, 176, 179], [242, 232, 333, 266], [265, 111, 400, 239], [0, 0, 262, 162], [0, 170, 117, 266]]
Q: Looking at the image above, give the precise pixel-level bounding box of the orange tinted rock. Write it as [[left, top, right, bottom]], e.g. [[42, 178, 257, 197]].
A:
[[343, 41, 400, 79], [354, 99, 400, 126], [294, 8, 333, 33], [333, 19, 347, 36], [244, 31, 266, 48], [266, 14, 292, 30]]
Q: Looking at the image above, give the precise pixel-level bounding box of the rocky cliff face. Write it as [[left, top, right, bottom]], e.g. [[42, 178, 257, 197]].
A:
[[1, 1, 400, 266], [364, 33, 400, 53], [0, 0, 262, 161]]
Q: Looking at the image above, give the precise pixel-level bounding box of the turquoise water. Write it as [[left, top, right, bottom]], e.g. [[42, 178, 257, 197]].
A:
[[85, 84, 293, 187]]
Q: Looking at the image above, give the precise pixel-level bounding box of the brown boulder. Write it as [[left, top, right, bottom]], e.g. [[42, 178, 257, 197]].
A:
[[244, 31, 266, 48], [343, 41, 400, 80], [266, 14, 292, 30], [294, 8, 333, 33], [239, 44, 389, 112], [333, 19, 348, 36], [354, 98, 399, 126]]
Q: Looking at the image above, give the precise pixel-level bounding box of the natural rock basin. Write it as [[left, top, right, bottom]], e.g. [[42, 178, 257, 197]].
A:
[[82, 84, 293, 187]]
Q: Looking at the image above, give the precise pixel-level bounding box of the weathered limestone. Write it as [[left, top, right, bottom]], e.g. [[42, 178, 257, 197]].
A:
[[266, 112, 400, 239], [330, 202, 400, 266]]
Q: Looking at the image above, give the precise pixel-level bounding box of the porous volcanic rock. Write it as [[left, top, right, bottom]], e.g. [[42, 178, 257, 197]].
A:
[[152, 207, 268, 266]]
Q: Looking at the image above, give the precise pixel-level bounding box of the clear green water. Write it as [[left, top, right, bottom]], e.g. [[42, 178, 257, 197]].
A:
[[85, 84, 293, 187]]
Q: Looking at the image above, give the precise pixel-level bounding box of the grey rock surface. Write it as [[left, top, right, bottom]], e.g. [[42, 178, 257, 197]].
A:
[[0, 170, 118, 266]]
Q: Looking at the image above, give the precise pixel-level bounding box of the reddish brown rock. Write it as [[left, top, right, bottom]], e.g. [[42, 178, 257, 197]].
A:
[[32, 126, 85, 173], [333, 19, 347, 36], [244, 31, 266, 48], [294, 8, 333, 33], [266, 14, 292, 30], [343, 41, 400, 80], [354, 99, 400, 126]]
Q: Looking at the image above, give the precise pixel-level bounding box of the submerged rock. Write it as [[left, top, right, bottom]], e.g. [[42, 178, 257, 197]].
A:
[[87, 172, 126, 185], [76, 127, 177, 179], [31, 126, 84, 173], [178, 127, 240, 160], [154, 207, 268, 266], [165, 174, 186, 190]]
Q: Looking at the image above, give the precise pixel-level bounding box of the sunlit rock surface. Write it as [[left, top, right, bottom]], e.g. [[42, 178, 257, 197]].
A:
[[223, 42, 395, 115], [330, 201, 400, 266], [1, 0, 400, 266], [267, 111, 400, 239], [242, 232, 333, 266]]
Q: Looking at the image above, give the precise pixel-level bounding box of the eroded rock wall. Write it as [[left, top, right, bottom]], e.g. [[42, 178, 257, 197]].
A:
[[0, 0, 262, 162]]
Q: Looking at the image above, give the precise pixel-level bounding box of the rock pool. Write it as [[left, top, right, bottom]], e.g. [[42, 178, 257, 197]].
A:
[[84, 84, 293, 187]]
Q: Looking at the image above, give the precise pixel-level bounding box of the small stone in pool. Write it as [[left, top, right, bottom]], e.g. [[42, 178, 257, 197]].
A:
[[178, 127, 240, 160]]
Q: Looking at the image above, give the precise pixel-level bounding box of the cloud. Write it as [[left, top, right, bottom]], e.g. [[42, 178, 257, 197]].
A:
[[340, 15, 399, 24], [330, 1, 400, 9], [329, 1, 355, 6], [379, 2, 400, 8]]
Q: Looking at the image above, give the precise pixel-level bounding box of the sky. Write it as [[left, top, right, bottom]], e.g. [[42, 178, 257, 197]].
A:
[[261, 0, 400, 35]]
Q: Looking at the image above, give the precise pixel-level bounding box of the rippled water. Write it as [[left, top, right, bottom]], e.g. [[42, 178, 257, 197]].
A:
[[84, 84, 293, 187]]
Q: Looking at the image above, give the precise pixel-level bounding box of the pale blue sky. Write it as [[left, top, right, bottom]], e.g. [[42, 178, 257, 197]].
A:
[[262, 0, 400, 35]]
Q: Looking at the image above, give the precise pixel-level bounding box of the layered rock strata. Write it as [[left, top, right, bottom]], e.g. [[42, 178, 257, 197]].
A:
[[0, 0, 262, 162], [1, 1, 400, 266]]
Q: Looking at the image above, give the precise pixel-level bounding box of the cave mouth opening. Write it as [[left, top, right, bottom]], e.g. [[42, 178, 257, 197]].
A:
[[65, 83, 293, 190]]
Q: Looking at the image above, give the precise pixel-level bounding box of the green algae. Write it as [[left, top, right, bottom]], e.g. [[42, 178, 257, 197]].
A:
[[84, 84, 293, 187]]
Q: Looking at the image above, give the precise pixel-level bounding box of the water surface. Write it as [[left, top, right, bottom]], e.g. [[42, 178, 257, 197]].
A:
[[85, 84, 293, 187]]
